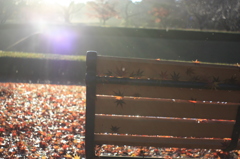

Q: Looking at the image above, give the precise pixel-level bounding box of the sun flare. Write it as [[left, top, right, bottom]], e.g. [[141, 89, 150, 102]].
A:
[[42, 0, 93, 6], [42, 0, 142, 6]]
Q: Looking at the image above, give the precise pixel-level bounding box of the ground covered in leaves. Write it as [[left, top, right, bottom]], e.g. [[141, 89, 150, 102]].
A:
[[0, 83, 85, 158], [0, 83, 240, 159]]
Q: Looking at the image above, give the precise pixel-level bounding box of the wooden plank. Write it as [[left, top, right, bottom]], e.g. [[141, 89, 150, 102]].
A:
[[95, 115, 234, 138], [96, 56, 240, 85], [95, 134, 240, 149], [96, 84, 240, 102], [95, 96, 239, 120]]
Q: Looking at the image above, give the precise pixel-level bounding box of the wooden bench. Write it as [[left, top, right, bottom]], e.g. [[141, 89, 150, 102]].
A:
[[85, 51, 240, 159]]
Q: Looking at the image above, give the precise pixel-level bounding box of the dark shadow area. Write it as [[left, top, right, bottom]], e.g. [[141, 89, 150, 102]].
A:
[[1, 24, 240, 63], [0, 57, 85, 85]]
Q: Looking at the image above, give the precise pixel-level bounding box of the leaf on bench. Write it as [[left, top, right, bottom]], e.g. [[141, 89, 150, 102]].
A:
[[159, 71, 168, 80], [213, 76, 220, 83], [186, 67, 195, 76], [94, 134, 240, 149], [89, 55, 240, 154], [192, 59, 201, 64], [132, 93, 141, 98], [96, 95, 239, 120], [225, 75, 238, 84], [111, 125, 120, 133], [95, 115, 234, 138], [103, 83, 240, 102], [171, 72, 180, 81], [97, 56, 240, 83], [189, 98, 197, 104], [115, 99, 126, 108], [113, 90, 124, 97], [189, 75, 201, 82], [115, 67, 127, 77], [129, 69, 144, 79], [105, 70, 113, 77]]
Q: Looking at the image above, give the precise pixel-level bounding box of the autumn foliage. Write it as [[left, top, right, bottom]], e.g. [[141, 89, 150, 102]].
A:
[[149, 6, 169, 24], [149, 7, 169, 23], [87, 0, 118, 25], [0, 83, 85, 158], [1, 83, 240, 158]]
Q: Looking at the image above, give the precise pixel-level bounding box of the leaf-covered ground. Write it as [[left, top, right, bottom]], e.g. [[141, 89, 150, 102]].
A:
[[0, 83, 86, 158], [0, 83, 240, 159]]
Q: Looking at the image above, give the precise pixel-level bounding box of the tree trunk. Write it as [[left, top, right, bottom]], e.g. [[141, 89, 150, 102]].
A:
[[64, 9, 71, 23], [124, 1, 131, 27], [103, 19, 106, 25]]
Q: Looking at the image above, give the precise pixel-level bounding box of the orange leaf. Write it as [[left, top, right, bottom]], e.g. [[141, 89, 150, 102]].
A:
[[192, 59, 200, 64], [189, 100, 197, 103]]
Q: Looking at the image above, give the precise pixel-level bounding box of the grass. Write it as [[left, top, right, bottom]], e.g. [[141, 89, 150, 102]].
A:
[[0, 50, 86, 61], [1, 50, 237, 67]]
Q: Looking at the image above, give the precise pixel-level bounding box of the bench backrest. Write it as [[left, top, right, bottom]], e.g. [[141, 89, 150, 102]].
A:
[[85, 51, 240, 159]]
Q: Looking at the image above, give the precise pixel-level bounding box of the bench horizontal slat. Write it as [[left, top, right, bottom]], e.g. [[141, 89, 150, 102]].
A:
[[96, 84, 240, 102], [95, 115, 234, 138], [95, 134, 239, 149], [97, 56, 239, 83], [96, 77, 240, 90], [96, 96, 238, 120]]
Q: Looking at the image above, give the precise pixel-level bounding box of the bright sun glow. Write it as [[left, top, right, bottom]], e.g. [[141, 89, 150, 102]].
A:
[[42, 0, 95, 6], [43, 0, 142, 6], [41, 0, 94, 6], [43, 0, 85, 6]]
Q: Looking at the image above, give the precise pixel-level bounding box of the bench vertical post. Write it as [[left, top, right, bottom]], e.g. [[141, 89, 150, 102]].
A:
[[223, 105, 240, 151], [85, 51, 97, 159]]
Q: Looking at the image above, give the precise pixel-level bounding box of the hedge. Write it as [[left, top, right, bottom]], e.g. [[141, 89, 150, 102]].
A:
[[0, 51, 86, 85]]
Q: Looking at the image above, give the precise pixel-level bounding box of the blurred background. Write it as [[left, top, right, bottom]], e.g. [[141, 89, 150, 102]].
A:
[[1, 0, 240, 31], [1, 0, 240, 64]]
